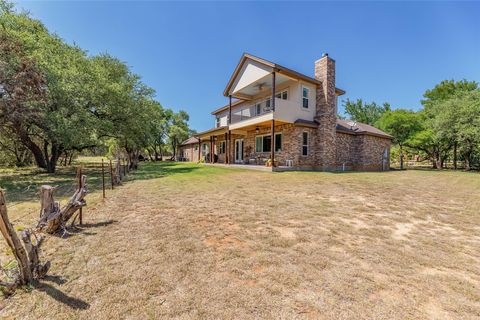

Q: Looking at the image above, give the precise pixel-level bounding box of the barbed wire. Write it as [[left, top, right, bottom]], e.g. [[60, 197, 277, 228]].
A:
[[2, 160, 129, 225]]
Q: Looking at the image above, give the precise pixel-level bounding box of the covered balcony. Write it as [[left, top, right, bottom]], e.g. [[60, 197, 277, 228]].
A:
[[229, 97, 299, 130]]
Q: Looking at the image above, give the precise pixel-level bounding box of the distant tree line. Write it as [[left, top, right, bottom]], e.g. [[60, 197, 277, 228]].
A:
[[343, 79, 480, 170], [0, 1, 193, 172]]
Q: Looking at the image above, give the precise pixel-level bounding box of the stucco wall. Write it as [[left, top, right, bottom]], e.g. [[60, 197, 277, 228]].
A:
[[214, 80, 317, 128]]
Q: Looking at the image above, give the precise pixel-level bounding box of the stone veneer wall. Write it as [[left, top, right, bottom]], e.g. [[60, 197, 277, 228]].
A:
[[335, 132, 359, 170], [179, 143, 200, 162], [210, 124, 317, 167], [355, 134, 391, 171], [206, 127, 390, 170]]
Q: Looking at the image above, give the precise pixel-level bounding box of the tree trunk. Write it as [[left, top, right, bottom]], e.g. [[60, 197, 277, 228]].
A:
[[453, 142, 457, 170], [147, 148, 154, 162], [464, 151, 472, 171], [16, 126, 47, 169], [45, 143, 62, 173], [399, 145, 404, 170]]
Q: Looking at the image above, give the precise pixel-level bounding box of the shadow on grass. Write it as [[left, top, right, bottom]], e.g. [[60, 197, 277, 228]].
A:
[[0, 161, 204, 203], [34, 279, 89, 310], [129, 161, 201, 181], [59, 219, 117, 238], [0, 164, 109, 203]]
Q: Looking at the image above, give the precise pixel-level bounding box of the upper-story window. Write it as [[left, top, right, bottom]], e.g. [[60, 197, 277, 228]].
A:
[[265, 98, 271, 110], [302, 86, 309, 109], [216, 117, 220, 128], [275, 90, 288, 100]]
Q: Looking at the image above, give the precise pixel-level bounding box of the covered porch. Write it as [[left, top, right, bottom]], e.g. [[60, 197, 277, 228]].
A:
[[195, 119, 292, 168]]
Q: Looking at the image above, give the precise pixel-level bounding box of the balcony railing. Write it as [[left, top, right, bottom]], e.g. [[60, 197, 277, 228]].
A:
[[230, 98, 273, 124]]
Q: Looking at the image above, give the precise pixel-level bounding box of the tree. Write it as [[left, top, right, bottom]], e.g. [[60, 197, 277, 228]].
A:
[[422, 79, 478, 108], [0, 8, 99, 172], [343, 99, 391, 125], [452, 91, 480, 170], [0, 31, 47, 167], [376, 109, 421, 169], [420, 80, 479, 169], [0, 2, 191, 170], [145, 102, 169, 161], [167, 110, 190, 160]]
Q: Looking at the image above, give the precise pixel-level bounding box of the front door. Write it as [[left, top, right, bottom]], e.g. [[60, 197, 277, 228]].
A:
[[235, 139, 244, 163]]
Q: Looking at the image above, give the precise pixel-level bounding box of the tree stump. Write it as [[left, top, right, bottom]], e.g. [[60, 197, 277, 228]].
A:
[[37, 175, 88, 234]]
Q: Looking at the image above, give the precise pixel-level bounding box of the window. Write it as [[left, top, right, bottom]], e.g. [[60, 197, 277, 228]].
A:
[[255, 133, 282, 152], [201, 143, 207, 156], [275, 90, 288, 100], [216, 117, 220, 128], [256, 103, 261, 116], [302, 132, 309, 156], [265, 98, 271, 110], [194, 145, 198, 151], [302, 86, 309, 109], [219, 141, 226, 154]]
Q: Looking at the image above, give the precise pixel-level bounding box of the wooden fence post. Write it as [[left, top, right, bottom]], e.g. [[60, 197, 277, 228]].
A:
[[101, 158, 106, 199], [110, 159, 114, 190], [77, 166, 83, 225], [0, 190, 32, 285]]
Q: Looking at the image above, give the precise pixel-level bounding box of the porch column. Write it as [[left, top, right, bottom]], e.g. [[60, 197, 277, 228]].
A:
[[210, 136, 214, 163], [228, 95, 232, 125], [198, 139, 201, 161], [228, 130, 232, 164], [270, 71, 276, 166], [224, 132, 228, 164]]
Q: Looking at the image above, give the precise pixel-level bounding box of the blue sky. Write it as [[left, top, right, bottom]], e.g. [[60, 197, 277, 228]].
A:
[[16, 1, 480, 132]]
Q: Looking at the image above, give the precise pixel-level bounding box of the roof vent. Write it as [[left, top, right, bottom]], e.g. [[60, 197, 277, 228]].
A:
[[322, 53, 329, 57]]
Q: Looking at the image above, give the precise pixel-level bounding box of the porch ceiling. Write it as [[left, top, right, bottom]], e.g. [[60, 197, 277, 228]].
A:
[[230, 118, 290, 133], [232, 73, 292, 100]]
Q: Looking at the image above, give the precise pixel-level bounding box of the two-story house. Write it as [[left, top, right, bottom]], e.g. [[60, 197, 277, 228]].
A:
[[183, 53, 391, 171]]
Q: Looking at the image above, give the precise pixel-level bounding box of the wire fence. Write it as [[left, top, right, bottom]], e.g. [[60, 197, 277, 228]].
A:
[[0, 158, 133, 226]]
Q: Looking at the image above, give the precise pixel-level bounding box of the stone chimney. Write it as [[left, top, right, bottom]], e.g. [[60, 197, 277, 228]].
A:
[[314, 53, 337, 170]]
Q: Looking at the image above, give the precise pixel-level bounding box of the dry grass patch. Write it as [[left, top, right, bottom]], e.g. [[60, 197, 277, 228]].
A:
[[0, 162, 479, 319]]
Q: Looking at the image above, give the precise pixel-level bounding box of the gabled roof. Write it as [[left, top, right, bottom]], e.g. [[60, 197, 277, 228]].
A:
[[223, 53, 346, 98], [180, 137, 200, 146]]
